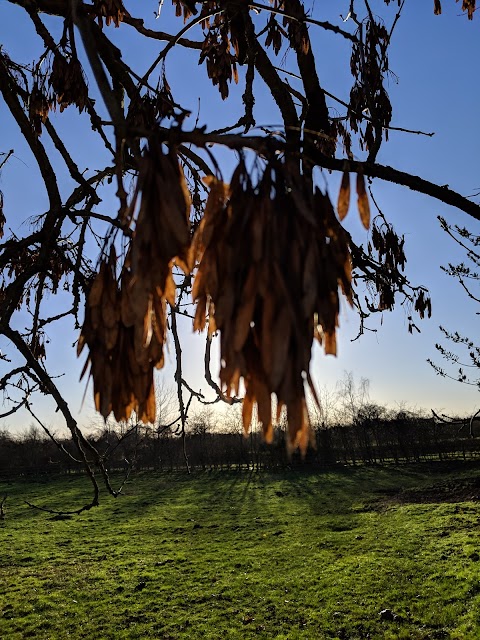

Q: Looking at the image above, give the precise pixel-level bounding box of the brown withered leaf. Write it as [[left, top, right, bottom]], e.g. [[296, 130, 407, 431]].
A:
[[356, 173, 370, 230], [337, 170, 351, 220]]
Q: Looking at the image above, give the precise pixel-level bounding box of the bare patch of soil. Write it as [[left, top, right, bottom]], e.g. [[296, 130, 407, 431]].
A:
[[398, 477, 480, 504], [373, 476, 480, 508]]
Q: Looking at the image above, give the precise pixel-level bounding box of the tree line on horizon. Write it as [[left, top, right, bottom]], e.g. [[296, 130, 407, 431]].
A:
[[2, 401, 479, 477]]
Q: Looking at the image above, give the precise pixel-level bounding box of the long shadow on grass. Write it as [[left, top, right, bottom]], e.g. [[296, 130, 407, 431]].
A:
[[5, 461, 479, 526]]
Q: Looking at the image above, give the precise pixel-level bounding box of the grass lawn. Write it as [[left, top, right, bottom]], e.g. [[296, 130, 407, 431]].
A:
[[1, 463, 480, 639]]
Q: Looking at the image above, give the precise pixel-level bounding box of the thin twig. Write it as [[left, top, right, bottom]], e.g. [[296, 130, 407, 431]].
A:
[[169, 302, 191, 473], [26, 403, 84, 464], [248, 2, 358, 42]]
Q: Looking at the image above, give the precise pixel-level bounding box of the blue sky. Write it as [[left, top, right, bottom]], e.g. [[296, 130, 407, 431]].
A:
[[0, 1, 479, 434]]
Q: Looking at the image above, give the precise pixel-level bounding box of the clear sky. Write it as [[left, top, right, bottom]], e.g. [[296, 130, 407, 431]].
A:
[[0, 1, 479, 435]]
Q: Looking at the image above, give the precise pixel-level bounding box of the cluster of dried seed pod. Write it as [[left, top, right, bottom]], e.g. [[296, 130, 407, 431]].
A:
[[78, 145, 192, 423], [282, 0, 310, 55], [199, 25, 239, 100], [193, 160, 353, 453], [29, 81, 54, 135], [91, 0, 127, 27], [337, 168, 371, 230], [127, 84, 176, 130], [172, 0, 198, 20], [265, 15, 286, 55], [50, 54, 88, 113], [28, 52, 88, 135], [434, 0, 475, 19], [79, 147, 375, 453], [78, 248, 128, 419]]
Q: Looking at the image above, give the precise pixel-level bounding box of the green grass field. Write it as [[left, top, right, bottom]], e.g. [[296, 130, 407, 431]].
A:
[[1, 463, 480, 639]]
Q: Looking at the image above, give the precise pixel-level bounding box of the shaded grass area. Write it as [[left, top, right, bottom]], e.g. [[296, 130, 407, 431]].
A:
[[1, 463, 480, 639]]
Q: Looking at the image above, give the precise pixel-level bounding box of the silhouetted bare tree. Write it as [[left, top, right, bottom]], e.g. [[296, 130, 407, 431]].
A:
[[429, 217, 480, 390]]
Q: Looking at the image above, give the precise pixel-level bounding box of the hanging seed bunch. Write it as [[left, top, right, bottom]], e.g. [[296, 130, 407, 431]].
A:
[[199, 22, 239, 100], [28, 79, 54, 136], [282, 0, 310, 55], [193, 160, 352, 454], [265, 14, 287, 56], [337, 168, 371, 230], [225, 1, 249, 65], [256, 2, 309, 57], [349, 17, 392, 152], [197, 2, 252, 89], [338, 172, 432, 323], [77, 248, 125, 419], [198, 2, 222, 29], [127, 91, 174, 130], [172, 0, 198, 21], [125, 142, 193, 343], [371, 217, 406, 276], [29, 332, 46, 361], [127, 75, 183, 129], [338, 170, 398, 309], [78, 144, 193, 423], [414, 290, 432, 320], [78, 248, 159, 422], [434, 0, 475, 18], [91, 0, 128, 27], [49, 53, 88, 113]]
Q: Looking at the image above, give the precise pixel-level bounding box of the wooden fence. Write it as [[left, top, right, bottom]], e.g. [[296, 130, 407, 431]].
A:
[[1, 415, 479, 476]]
